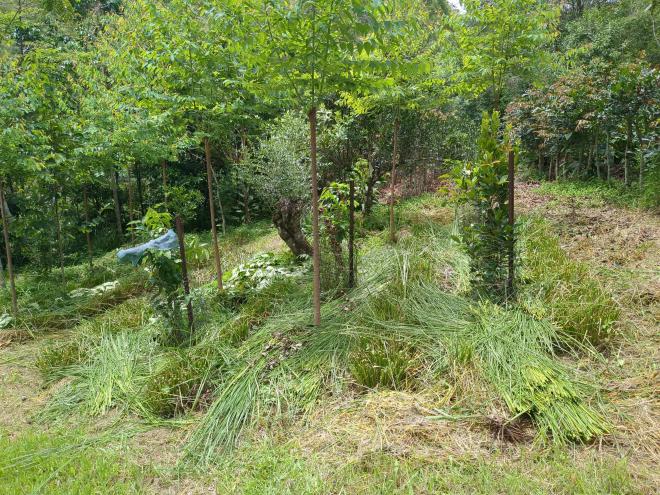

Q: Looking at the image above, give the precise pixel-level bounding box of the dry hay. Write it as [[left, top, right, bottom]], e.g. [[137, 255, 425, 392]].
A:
[[516, 182, 660, 270], [295, 367, 528, 467], [297, 389, 491, 462]]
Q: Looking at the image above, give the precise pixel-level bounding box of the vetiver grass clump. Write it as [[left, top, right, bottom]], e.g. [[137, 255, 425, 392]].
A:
[[405, 283, 609, 443], [349, 338, 418, 390], [141, 348, 222, 418], [518, 217, 619, 345]]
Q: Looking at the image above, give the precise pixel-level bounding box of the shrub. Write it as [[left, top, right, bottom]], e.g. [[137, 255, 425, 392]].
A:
[[519, 218, 619, 344], [349, 339, 417, 390], [224, 252, 309, 298], [452, 111, 516, 302]]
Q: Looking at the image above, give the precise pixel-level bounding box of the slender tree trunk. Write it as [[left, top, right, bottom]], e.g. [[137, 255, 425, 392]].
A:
[[111, 168, 123, 240], [348, 179, 355, 289], [0, 253, 5, 289], [595, 133, 601, 180], [635, 121, 645, 188], [162, 161, 168, 207], [0, 183, 17, 315], [309, 107, 321, 326], [204, 137, 223, 291], [554, 153, 559, 181], [389, 115, 400, 244], [54, 192, 65, 282], [210, 168, 227, 235], [83, 187, 93, 268], [364, 167, 376, 215], [127, 169, 136, 242], [606, 132, 611, 182], [243, 186, 251, 223], [135, 163, 145, 217], [175, 215, 194, 334], [624, 119, 632, 186], [548, 156, 554, 181]]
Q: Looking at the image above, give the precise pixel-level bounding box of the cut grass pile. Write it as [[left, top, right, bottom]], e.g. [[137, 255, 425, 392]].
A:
[[405, 285, 609, 442], [27, 200, 617, 471], [0, 258, 147, 338], [184, 227, 609, 463]]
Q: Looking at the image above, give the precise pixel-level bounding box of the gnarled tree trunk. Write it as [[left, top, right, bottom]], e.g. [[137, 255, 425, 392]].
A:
[[0, 182, 17, 315], [272, 198, 312, 257]]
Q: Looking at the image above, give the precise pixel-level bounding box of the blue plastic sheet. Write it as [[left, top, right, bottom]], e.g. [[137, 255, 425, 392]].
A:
[[117, 229, 179, 266]]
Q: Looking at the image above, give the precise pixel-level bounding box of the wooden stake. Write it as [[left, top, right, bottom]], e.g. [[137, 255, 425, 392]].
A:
[[348, 179, 355, 289], [83, 187, 93, 268], [309, 107, 321, 326], [507, 149, 515, 299], [175, 215, 194, 332], [54, 192, 65, 282], [204, 137, 223, 291], [389, 115, 400, 244], [0, 182, 18, 315]]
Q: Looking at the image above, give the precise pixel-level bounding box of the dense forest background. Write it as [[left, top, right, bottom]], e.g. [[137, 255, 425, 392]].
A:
[[0, 0, 657, 273]]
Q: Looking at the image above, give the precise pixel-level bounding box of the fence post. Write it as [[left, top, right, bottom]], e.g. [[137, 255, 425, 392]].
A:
[[175, 215, 194, 332]]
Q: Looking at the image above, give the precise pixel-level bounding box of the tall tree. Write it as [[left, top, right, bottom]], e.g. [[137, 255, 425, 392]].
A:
[[451, 0, 559, 112], [243, 0, 392, 325]]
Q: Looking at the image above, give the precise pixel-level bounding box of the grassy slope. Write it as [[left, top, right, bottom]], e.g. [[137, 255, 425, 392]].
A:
[[0, 188, 657, 494]]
